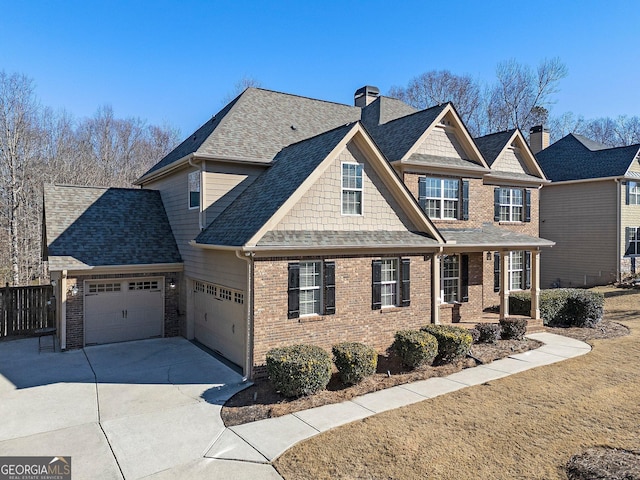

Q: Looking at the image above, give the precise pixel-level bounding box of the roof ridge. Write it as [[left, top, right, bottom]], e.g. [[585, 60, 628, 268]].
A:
[[376, 103, 447, 127], [250, 87, 360, 110], [49, 184, 144, 191], [475, 128, 517, 140]]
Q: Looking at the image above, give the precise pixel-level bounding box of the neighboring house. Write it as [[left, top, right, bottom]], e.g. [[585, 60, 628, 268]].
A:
[[43, 86, 552, 378], [536, 130, 640, 287]]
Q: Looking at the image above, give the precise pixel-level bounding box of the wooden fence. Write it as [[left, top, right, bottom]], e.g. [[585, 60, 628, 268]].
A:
[[0, 284, 55, 338]]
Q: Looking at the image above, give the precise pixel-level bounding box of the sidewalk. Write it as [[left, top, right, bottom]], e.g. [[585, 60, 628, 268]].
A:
[[199, 332, 591, 479]]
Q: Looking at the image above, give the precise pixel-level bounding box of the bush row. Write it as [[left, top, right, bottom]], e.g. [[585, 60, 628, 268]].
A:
[[510, 289, 604, 328], [471, 318, 528, 343]]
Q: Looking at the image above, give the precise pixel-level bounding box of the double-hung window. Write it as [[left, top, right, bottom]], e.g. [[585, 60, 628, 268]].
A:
[[342, 163, 363, 215], [493, 251, 531, 291], [288, 261, 335, 318], [188, 171, 200, 209], [420, 177, 459, 219], [494, 187, 531, 222], [627, 182, 640, 205], [625, 227, 640, 256], [441, 255, 460, 303], [372, 258, 410, 309]]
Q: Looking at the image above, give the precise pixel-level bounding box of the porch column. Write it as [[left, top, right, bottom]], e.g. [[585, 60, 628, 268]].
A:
[[499, 252, 510, 320], [432, 254, 440, 324], [530, 250, 541, 320]]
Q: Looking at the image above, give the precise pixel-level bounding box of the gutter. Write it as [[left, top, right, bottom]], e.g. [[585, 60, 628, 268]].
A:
[[235, 250, 254, 381], [189, 240, 444, 254]]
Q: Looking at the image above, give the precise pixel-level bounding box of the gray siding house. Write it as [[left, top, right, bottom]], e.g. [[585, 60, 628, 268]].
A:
[[536, 131, 640, 287]]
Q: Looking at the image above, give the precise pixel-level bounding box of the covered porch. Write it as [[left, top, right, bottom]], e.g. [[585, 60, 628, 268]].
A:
[[431, 224, 554, 329]]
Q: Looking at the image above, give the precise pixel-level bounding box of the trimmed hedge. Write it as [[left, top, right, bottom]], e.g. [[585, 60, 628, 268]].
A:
[[421, 325, 472, 363], [510, 289, 604, 328], [500, 318, 527, 340], [332, 342, 378, 385], [392, 330, 438, 369], [266, 344, 332, 397], [475, 323, 502, 343]]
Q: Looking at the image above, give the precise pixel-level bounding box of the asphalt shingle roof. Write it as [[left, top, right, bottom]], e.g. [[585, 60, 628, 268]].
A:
[[257, 230, 439, 248], [44, 185, 182, 270], [404, 153, 489, 172], [536, 134, 640, 182], [363, 105, 447, 161], [440, 224, 554, 248], [139, 88, 361, 181], [195, 124, 356, 246], [474, 130, 517, 166]]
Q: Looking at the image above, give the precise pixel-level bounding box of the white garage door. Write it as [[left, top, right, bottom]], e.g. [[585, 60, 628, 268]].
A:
[[193, 281, 245, 367], [85, 279, 164, 345]]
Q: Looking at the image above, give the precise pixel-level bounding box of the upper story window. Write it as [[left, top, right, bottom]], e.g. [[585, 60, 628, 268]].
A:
[[627, 181, 640, 205], [494, 187, 531, 223], [419, 177, 469, 220], [188, 171, 200, 209], [341, 163, 363, 215]]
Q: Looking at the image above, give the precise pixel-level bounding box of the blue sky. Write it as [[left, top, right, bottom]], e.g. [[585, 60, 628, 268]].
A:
[[1, 0, 639, 136]]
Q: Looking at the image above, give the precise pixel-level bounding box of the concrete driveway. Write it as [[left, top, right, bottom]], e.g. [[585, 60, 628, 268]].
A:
[[0, 337, 280, 479]]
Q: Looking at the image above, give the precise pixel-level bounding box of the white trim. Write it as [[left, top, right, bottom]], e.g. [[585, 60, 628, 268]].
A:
[[55, 263, 184, 276], [380, 258, 399, 308], [440, 254, 460, 304], [420, 177, 460, 220], [299, 261, 322, 316]]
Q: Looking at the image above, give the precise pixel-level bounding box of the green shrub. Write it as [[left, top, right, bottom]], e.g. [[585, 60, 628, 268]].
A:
[[391, 330, 438, 369], [266, 344, 332, 397], [421, 325, 472, 363], [475, 323, 502, 343], [509, 289, 604, 328], [332, 342, 378, 385], [500, 318, 528, 340]]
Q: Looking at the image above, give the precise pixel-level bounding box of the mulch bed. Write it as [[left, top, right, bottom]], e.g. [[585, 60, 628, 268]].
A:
[[547, 320, 630, 342], [221, 337, 542, 427], [566, 447, 640, 480]]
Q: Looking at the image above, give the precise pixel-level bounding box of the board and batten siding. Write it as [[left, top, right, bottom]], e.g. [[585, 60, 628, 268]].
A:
[[539, 180, 618, 288]]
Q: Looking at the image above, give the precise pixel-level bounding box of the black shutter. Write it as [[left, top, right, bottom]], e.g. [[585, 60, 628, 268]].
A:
[[324, 261, 336, 315], [287, 263, 300, 319], [461, 180, 469, 220], [525, 251, 531, 289], [494, 252, 500, 292], [626, 182, 630, 205], [626, 227, 634, 255], [372, 260, 382, 310], [401, 258, 410, 307], [461, 254, 469, 302], [494, 187, 501, 222], [418, 177, 427, 212], [524, 189, 531, 222]]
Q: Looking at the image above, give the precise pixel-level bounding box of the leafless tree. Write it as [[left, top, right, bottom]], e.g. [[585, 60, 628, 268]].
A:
[[222, 76, 263, 104]]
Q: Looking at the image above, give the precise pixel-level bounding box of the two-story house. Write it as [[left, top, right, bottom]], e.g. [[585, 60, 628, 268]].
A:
[[43, 86, 552, 378], [535, 129, 640, 287]]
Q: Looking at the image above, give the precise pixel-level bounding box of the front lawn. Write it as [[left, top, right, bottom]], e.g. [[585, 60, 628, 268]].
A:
[[274, 286, 640, 479]]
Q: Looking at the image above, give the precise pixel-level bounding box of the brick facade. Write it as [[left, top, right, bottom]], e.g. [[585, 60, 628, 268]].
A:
[[64, 271, 183, 350], [252, 254, 432, 373]]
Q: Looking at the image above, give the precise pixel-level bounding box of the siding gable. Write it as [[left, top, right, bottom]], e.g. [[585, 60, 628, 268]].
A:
[[491, 145, 531, 175], [626, 153, 640, 175], [274, 141, 417, 232], [416, 124, 469, 160]]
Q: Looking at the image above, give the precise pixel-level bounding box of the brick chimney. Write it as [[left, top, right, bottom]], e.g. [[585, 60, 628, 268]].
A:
[[530, 125, 550, 154], [354, 86, 380, 107]]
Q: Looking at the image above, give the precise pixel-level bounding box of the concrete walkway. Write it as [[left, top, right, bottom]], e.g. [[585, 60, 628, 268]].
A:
[[207, 332, 591, 476], [0, 333, 590, 479]]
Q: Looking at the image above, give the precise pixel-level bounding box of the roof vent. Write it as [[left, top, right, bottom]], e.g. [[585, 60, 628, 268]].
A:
[[354, 85, 380, 107], [291, 125, 297, 130]]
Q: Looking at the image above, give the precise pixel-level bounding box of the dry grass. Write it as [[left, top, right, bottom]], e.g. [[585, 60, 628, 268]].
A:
[[274, 286, 640, 480]]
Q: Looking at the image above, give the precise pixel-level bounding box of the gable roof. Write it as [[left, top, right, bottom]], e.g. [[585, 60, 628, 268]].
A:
[[194, 122, 443, 249], [137, 88, 361, 183], [536, 133, 640, 182], [44, 185, 182, 271], [475, 128, 547, 182]]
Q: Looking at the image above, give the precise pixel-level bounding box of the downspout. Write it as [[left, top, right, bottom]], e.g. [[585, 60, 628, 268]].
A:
[[615, 178, 622, 282], [235, 250, 254, 381], [60, 270, 67, 350], [432, 247, 443, 324], [188, 157, 204, 230]]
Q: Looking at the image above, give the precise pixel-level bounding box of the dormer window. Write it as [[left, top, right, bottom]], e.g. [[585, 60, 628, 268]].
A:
[[342, 162, 363, 215], [188, 171, 200, 209]]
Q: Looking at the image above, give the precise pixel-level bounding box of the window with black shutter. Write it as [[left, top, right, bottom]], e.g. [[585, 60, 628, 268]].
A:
[[461, 180, 469, 220], [418, 176, 466, 220], [287, 263, 300, 319], [372, 260, 382, 310], [461, 254, 469, 302], [288, 260, 335, 318], [400, 258, 410, 307], [324, 261, 336, 315], [495, 187, 531, 222], [494, 252, 500, 292]]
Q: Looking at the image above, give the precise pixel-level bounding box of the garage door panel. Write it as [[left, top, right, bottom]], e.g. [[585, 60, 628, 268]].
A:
[[194, 281, 245, 367], [85, 279, 164, 345]]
